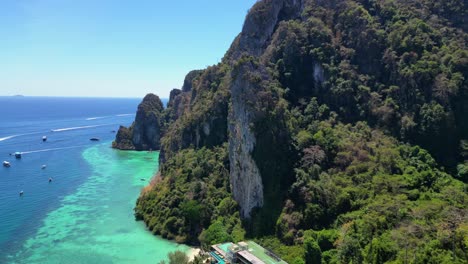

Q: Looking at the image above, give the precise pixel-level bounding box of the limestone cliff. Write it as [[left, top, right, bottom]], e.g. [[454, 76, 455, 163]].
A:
[[112, 93, 164, 151], [226, 0, 303, 218], [156, 0, 304, 218], [228, 63, 264, 218]]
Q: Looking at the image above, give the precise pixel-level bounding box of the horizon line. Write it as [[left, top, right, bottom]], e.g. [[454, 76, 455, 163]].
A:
[[0, 95, 169, 99]]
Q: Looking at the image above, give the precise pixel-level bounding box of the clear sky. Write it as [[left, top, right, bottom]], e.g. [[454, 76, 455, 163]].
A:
[[0, 0, 257, 98]]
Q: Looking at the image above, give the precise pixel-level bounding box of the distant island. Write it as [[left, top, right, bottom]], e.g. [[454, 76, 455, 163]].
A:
[[12, 95, 25, 97]]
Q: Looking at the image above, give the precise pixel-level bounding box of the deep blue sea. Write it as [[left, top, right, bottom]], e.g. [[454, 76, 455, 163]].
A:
[[0, 96, 186, 264]]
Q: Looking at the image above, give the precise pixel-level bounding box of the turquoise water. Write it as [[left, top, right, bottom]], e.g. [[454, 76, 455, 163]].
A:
[[0, 97, 182, 263], [7, 143, 188, 263]]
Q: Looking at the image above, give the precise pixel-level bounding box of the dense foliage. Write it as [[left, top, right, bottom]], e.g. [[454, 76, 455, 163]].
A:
[[135, 0, 467, 263], [159, 250, 208, 264], [276, 116, 467, 263], [135, 145, 245, 245]]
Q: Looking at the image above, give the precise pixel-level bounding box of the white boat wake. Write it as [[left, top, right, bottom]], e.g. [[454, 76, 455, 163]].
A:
[[51, 124, 110, 132], [86, 116, 107, 121], [0, 135, 17, 142], [20, 145, 89, 154], [0, 131, 44, 142]]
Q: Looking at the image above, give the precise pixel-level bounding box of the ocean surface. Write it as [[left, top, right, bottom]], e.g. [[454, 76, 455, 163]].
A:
[[0, 96, 186, 263]]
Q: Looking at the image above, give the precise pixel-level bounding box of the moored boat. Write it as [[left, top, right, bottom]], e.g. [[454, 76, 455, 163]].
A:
[[42, 136, 47, 142], [90, 138, 100, 141]]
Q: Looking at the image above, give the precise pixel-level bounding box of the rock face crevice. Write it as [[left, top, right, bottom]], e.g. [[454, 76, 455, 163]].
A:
[[112, 93, 164, 151]]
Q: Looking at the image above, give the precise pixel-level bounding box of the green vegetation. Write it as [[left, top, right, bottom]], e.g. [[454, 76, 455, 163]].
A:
[[158, 250, 207, 264], [135, 145, 244, 245], [274, 118, 467, 263], [158, 251, 189, 264], [136, 0, 467, 263]]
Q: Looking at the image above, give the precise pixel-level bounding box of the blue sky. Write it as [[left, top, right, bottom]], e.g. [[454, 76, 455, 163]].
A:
[[0, 0, 257, 98]]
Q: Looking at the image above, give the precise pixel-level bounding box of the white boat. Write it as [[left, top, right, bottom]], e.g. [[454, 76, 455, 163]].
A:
[[3, 161, 10, 167], [42, 165, 47, 169], [42, 136, 47, 142], [14, 152, 22, 159]]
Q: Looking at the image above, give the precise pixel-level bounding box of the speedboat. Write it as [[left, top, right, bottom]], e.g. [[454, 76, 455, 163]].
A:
[[42, 136, 47, 142], [3, 161, 10, 167], [90, 138, 100, 141], [14, 152, 22, 159], [42, 165, 47, 169]]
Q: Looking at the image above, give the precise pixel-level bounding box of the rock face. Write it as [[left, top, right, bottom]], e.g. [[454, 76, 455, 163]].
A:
[[112, 93, 164, 151], [226, 0, 303, 218], [228, 64, 264, 218]]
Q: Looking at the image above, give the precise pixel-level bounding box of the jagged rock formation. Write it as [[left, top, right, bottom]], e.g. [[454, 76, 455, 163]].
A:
[[227, 0, 303, 59], [165, 70, 203, 123], [112, 93, 164, 151], [159, 67, 229, 166]]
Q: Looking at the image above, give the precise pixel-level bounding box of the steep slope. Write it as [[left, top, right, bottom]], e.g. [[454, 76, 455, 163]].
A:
[[134, 0, 467, 262]]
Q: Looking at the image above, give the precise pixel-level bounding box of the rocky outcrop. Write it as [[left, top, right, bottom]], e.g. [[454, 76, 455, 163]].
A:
[[182, 70, 203, 92], [227, 0, 303, 60], [113, 93, 164, 151], [165, 70, 203, 123], [112, 125, 134, 150], [159, 66, 231, 165]]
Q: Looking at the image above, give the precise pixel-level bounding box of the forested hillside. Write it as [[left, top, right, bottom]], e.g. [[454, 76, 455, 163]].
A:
[[133, 0, 467, 263]]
